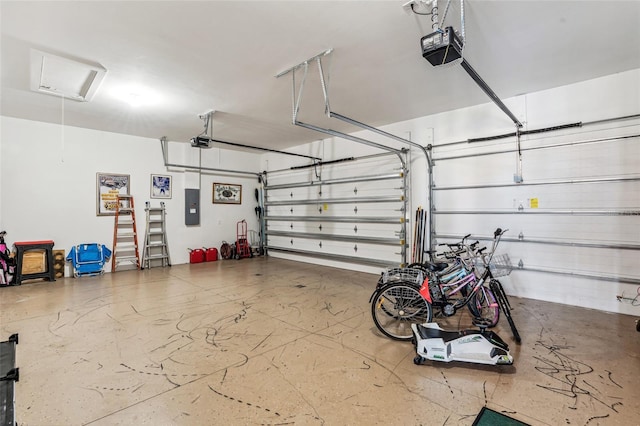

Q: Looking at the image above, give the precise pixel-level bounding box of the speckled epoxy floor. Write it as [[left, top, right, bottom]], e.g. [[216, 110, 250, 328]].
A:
[[1, 257, 638, 425]]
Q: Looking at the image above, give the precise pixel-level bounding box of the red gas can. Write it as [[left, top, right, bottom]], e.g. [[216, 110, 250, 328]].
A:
[[189, 248, 205, 264], [204, 247, 218, 262]]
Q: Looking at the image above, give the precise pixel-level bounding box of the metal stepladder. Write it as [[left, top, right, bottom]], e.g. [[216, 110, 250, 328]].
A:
[[112, 194, 140, 272], [141, 201, 171, 269]]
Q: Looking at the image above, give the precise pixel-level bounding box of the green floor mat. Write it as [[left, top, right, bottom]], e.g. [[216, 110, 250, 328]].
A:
[[472, 407, 529, 426]]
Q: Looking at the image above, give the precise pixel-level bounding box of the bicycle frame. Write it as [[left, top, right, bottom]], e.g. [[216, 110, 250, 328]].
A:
[[421, 265, 492, 313]]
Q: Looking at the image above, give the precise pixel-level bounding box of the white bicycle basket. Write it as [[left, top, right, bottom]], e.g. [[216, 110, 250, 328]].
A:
[[474, 253, 513, 277], [381, 267, 425, 285]]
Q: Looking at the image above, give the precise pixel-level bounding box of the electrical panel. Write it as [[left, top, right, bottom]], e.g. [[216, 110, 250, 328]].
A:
[[185, 188, 200, 226]]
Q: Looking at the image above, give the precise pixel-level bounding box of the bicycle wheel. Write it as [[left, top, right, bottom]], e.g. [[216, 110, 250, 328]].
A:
[[467, 286, 499, 327], [490, 279, 521, 343], [371, 283, 433, 341]]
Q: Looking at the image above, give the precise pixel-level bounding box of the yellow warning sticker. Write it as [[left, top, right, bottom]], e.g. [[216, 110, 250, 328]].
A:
[[530, 198, 539, 208]]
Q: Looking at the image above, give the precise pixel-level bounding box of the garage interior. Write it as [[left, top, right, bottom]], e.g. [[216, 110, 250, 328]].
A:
[[1, 1, 639, 425]]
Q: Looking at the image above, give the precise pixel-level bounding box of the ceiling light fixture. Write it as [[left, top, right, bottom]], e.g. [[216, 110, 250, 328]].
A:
[[111, 85, 161, 108]]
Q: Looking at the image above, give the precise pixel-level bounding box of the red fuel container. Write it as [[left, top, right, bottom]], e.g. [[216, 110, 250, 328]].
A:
[[189, 248, 205, 264], [204, 247, 218, 261]]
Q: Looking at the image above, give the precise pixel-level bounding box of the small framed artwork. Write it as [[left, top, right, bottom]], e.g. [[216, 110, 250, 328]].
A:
[[96, 172, 130, 216], [213, 183, 242, 204], [151, 174, 172, 199]]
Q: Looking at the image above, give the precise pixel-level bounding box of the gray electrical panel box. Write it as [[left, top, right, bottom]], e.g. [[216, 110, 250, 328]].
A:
[[185, 188, 200, 226]]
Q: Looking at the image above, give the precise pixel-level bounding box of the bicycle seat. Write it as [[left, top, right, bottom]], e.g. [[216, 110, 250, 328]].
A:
[[426, 262, 448, 273]]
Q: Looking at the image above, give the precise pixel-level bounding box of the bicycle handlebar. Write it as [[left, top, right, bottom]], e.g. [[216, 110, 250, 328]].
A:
[[438, 242, 462, 247], [431, 230, 507, 264], [443, 248, 466, 259], [494, 228, 509, 238]]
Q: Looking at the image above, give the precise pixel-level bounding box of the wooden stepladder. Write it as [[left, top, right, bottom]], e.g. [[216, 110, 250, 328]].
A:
[[112, 194, 140, 272], [141, 201, 171, 269]]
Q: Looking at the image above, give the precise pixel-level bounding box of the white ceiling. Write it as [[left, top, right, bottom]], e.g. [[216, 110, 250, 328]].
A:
[[2, 1, 640, 151]]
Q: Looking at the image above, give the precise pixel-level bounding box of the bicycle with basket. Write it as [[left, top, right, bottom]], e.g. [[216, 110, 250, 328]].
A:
[[369, 228, 520, 343], [474, 232, 519, 343]]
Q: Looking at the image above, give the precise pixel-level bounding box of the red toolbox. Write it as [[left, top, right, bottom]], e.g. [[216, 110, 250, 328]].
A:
[[204, 247, 218, 262], [188, 248, 205, 264]]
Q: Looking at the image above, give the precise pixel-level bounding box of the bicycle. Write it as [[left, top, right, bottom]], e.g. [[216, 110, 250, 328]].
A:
[[376, 234, 499, 324], [370, 228, 520, 343], [446, 229, 520, 343], [371, 266, 498, 341], [478, 233, 521, 342]]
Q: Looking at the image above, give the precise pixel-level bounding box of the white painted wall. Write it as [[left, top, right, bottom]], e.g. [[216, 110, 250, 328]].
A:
[[0, 119, 3, 226], [0, 117, 262, 275]]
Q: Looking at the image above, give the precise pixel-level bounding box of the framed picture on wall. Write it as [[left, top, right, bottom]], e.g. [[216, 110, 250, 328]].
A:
[[213, 183, 242, 204], [96, 172, 130, 216], [151, 174, 172, 199]]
